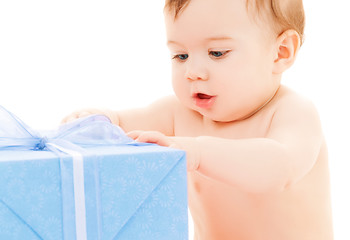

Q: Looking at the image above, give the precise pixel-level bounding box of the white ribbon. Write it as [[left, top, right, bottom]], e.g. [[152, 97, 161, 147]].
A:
[[48, 143, 87, 240]]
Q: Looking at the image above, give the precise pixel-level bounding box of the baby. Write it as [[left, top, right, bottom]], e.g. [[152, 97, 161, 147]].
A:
[[63, 0, 333, 239]]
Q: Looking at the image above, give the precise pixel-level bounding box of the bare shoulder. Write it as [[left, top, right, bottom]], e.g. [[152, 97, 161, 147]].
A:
[[146, 95, 181, 110], [271, 85, 322, 125], [117, 95, 182, 135], [266, 86, 326, 184], [151, 95, 200, 118], [267, 85, 324, 146], [144, 95, 185, 120]]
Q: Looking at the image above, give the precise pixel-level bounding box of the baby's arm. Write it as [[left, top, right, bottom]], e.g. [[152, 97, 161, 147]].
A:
[[62, 96, 178, 136], [132, 96, 324, 193], [194, 97, 323, 193]]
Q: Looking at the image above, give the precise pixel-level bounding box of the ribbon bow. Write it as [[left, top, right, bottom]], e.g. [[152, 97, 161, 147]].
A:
[[0, 105, 137, 240], [0, 105, 134, 151]]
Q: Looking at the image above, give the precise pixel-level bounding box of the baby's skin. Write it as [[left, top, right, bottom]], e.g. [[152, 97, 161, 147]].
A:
[[63, 0, 333, 239]]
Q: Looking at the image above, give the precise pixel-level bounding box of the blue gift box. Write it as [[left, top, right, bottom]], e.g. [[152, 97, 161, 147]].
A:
[[0, 143, 188, 240], [0, 107, 188, 240]]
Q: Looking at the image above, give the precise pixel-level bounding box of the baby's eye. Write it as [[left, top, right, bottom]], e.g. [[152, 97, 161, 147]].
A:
[[172, 54, 189, 61], [209, 50, 230, 58]]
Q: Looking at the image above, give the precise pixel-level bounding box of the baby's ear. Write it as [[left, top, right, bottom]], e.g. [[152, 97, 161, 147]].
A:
[[272, 29, 301, 74]]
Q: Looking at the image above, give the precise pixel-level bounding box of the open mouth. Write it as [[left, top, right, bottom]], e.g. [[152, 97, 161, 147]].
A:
[[193, 93, 216, 109], [196, 93, 213, 99]]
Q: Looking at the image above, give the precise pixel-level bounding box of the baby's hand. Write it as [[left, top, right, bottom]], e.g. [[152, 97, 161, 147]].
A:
[[61, 108, 119, 125], [127, 130, 178, 148], [127, 130, 200, 171]]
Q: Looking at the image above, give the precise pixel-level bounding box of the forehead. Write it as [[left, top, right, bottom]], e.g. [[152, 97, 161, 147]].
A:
[[165, 0, 263, 44]]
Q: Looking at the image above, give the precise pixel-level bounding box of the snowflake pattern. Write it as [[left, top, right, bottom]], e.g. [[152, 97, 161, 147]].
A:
[[0, 145, 188, 240]]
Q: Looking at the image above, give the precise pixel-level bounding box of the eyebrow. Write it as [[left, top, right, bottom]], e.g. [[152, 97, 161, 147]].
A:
[[205, 36, 234, 42], [167, 36, 234, 46], [167, 40, 180, 46]]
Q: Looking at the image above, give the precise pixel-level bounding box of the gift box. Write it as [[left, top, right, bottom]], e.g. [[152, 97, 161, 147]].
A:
[[0, 106, 188, 240]]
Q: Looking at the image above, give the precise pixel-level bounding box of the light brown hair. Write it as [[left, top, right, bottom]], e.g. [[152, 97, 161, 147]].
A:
[[164, 0, 305, 45]]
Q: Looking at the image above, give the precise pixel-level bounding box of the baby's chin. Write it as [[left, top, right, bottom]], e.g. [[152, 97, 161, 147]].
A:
[[208, 116, 241, 123], [197, 106, 262, 123], [193, 108, 239, 123], [181, 96, 249, 122]]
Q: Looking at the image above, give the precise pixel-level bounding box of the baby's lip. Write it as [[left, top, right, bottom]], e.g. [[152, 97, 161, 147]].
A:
[[192, 92, 216, 109], [192, 92, 215, 99]]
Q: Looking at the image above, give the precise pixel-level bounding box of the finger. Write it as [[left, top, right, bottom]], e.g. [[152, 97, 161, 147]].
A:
[[169, 143, 179, 149], [127, 130, 145, 140], [61, 110, 95, 124], [61, 113, 79, 124], [61, 116, 69, 124], [135, 131, 170, 146], [77, 111, 94, 118]]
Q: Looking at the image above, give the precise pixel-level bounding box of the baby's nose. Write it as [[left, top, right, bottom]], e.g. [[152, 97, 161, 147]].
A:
[[185, 59, 208, 81]]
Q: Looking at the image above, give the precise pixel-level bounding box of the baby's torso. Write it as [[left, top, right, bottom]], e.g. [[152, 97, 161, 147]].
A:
[[186, 145, 332, 240], [173, 87, 333, 239]]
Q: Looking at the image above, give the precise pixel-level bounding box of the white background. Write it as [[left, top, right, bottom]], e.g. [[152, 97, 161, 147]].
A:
[[0, 1, 349, 239]]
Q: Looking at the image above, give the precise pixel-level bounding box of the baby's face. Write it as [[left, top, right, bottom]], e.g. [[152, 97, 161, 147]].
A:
[[165, 0, 281, 122]]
